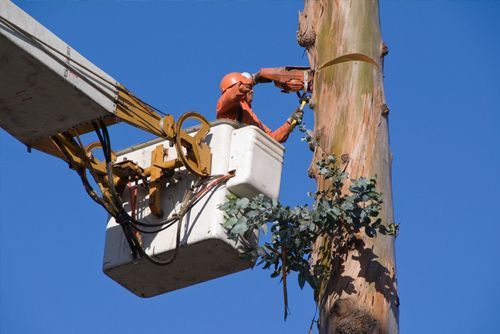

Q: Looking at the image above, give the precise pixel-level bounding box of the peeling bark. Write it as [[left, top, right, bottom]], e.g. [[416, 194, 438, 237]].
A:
[[298, 1, 399, 333]]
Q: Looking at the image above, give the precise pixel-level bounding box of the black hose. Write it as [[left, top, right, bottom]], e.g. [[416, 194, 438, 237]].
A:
[[94, 121, 185, 265]]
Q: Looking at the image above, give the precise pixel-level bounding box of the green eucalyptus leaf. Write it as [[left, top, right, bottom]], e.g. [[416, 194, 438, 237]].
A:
[[236, 197, 250, 209], [223, 216, 238, 229], [232, 219, 249, 235], [247, 210, 259, 218]]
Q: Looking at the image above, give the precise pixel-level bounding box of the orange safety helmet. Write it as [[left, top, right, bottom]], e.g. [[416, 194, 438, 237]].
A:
[[219, 72, 252, 93]]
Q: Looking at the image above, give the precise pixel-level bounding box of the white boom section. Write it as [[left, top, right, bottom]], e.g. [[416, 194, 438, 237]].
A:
[[0, 0, 118, 144]]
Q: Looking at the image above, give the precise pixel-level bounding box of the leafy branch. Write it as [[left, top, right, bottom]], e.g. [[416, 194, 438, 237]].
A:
[[219, 123, 398, 319]]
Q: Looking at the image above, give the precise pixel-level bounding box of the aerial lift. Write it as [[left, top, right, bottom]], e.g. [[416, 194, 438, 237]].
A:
[[0, 1, 312, 296]]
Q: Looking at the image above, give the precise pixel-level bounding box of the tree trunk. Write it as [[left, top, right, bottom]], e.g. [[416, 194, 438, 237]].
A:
[[298, 1, 398, 333]]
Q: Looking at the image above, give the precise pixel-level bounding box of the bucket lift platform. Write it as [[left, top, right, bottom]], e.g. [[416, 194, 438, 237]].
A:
[[103, 120, 285, 297]]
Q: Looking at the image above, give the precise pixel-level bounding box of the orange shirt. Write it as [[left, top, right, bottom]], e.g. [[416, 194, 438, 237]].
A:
[[216, 85, 292, 143]]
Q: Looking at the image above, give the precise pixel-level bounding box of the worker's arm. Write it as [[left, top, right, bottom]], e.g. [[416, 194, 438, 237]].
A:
[[240, 103, 293, 143], [269, 121, 293, 143]]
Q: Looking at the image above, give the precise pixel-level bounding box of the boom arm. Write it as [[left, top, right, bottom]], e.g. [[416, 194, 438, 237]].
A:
[[31, 89, 212, 219], [0, 1, 214, 266]]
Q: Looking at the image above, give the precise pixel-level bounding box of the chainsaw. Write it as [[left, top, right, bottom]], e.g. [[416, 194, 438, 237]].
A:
[[252, 66, 314, 94]]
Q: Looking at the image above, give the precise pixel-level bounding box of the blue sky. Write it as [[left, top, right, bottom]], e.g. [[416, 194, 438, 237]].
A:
[[1, 1, 499, 333]]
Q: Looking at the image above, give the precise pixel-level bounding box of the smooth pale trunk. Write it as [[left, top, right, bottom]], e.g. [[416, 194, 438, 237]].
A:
[[298, 1, 398, 333]]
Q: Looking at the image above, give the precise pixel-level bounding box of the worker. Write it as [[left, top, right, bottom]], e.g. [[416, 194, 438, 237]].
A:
[[216, 72, 303, 143]]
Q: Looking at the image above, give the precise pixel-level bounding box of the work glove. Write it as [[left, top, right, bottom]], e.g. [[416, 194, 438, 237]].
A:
[[238, 82, 252, 94], [227, 81, 252, 100], [288, 108, 304, 125]]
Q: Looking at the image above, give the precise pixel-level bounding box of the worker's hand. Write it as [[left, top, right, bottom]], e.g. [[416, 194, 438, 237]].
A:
[[239, 76, 253, 92], [238, 82, 252, 94], [236, 80, 253, 103], [288, 108, 304, 124], [225, 81, 251, 101]]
